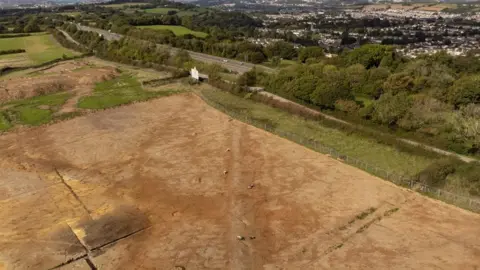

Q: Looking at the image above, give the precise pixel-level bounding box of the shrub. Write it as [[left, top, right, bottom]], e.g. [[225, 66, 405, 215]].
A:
[[335, 100, 360, 114], [415, 158, 460, 187]]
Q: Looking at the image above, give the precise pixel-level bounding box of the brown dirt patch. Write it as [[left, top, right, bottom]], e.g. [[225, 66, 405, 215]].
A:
[[0, 60, 119, 106], [0, 54, 32, 68], [418, 4, 454, 12], [389, 4, 417, 11], [0, 94, 479, 269]]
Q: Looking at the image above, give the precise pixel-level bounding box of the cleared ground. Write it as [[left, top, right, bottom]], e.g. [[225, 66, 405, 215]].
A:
[[0, 33, 79, 67], [137, 25, 208, 38], [0, 58, 178, 131], [0, 93, 479, 269], [417, 4, 457, 11]]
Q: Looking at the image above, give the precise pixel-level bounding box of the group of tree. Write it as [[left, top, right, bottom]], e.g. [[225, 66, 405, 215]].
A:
[[262, 44, 480, 155], [63, 24, 171, 67]]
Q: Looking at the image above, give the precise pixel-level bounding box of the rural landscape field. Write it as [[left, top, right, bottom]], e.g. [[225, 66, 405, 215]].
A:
[[138, 25, 208, 38], [0, 33, 78, 68], [1, 0, 480, 269], [0, 55, 479, 269]]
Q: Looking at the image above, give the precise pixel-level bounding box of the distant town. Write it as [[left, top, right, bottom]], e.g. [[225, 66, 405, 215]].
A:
[[2, 0, 480, 57], [213, 1, 480, 57]]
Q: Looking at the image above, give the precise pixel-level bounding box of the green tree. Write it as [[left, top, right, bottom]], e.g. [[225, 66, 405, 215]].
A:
[[298, 46, 324, 63], [335, 99, 360, 113], [248, 51, 266, 64], [383, 72, 415, 95], [291, 75, 319, 102], [23, 16, 40, 33], [345, 64, 366, 94], [453, 104, 480, 147], [271, 56, 281, 67], [344, 44, 394, 68], [397, 95, 450, 132], [174, 49, 192, 68], [448, 75, 480, 107], [372, 92, 412, 125], [360, 67, 390, 98], [310, 70, 351, 108], [264, 41, 297, 60], [237, 68, 257, 86], [181, 16, 193, 29]]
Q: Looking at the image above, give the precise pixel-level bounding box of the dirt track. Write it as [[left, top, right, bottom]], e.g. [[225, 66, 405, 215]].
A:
[[0, 93, 479, 269]]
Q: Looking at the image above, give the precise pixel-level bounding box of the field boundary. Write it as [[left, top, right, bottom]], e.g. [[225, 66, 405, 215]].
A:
[[196, 90, 480, 213], [0, 54, 90, 76]]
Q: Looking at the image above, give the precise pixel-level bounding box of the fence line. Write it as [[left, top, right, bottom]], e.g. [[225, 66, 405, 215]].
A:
[[197, 92, 480, 213]]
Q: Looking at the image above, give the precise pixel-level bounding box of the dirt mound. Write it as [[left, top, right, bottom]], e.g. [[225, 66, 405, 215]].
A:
[[0, 61, 119, 104], [36, 60, 85, 74]]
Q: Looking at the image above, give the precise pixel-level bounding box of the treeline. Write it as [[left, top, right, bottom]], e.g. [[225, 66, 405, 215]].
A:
[[0, 33, 31, 39], [56, 0, 269, 63], [258, 44, 480, 156], [0, 11, 67, 34], [0, 15, 42, 33], [50, 29, 88, 53], [60, 24, 187, 76], [104, 25, 269, 64], [0, 49, 25, 55]]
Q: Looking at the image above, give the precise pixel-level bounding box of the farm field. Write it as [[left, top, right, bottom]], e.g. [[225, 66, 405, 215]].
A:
[[137, 25, 208, 38], [101, 2, 149, 8], [144, 7, 205, 16], [59, 11, 81, 17], [360, 3, 457, 12], [0, 33, 78, 67], [417, 3, 457, 11], [0, 58, 178, 131], [0, 92, 479, 269], [200, 88, 437, 177], [144, 7, 178, 14]]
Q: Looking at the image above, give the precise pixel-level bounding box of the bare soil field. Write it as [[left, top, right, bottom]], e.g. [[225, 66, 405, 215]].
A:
[[0, 59, 118, 106], [363, 4, 390, 11], [0, 53, 32, 68], [418, 4, 456, 12], [0, 93, 479, 269], [389, 4, 417, 11]]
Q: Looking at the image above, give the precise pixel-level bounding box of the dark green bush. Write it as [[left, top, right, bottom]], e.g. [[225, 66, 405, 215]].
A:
[[415, 158, 460, 187]]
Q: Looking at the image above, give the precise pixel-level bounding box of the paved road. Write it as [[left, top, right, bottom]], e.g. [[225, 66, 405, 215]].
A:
[[75, 24, 271, 74]]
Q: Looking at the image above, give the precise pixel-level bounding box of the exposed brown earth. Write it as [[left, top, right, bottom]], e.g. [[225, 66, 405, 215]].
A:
[[0, 60, 118, 105], [0, 54, 32, 68], [0, 93, 479, 269]]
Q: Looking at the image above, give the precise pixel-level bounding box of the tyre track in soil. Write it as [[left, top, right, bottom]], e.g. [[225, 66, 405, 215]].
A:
[[226, 122, 254, 270]]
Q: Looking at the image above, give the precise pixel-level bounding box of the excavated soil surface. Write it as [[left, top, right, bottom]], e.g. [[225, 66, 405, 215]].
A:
[[0, 94, 479, 270]]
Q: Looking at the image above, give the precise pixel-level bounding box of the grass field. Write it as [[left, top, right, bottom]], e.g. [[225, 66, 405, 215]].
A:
[[144, 7, 201, 17], [262, 59, 297, 69], [199, 88, 438, 177], [137, 25, 208, 38], [0, 92, 71, 130], [144, 7, 179, 14], [59, 11, 81, 17], [78, 74, 179, 109], [0, 34, 78, 66]]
